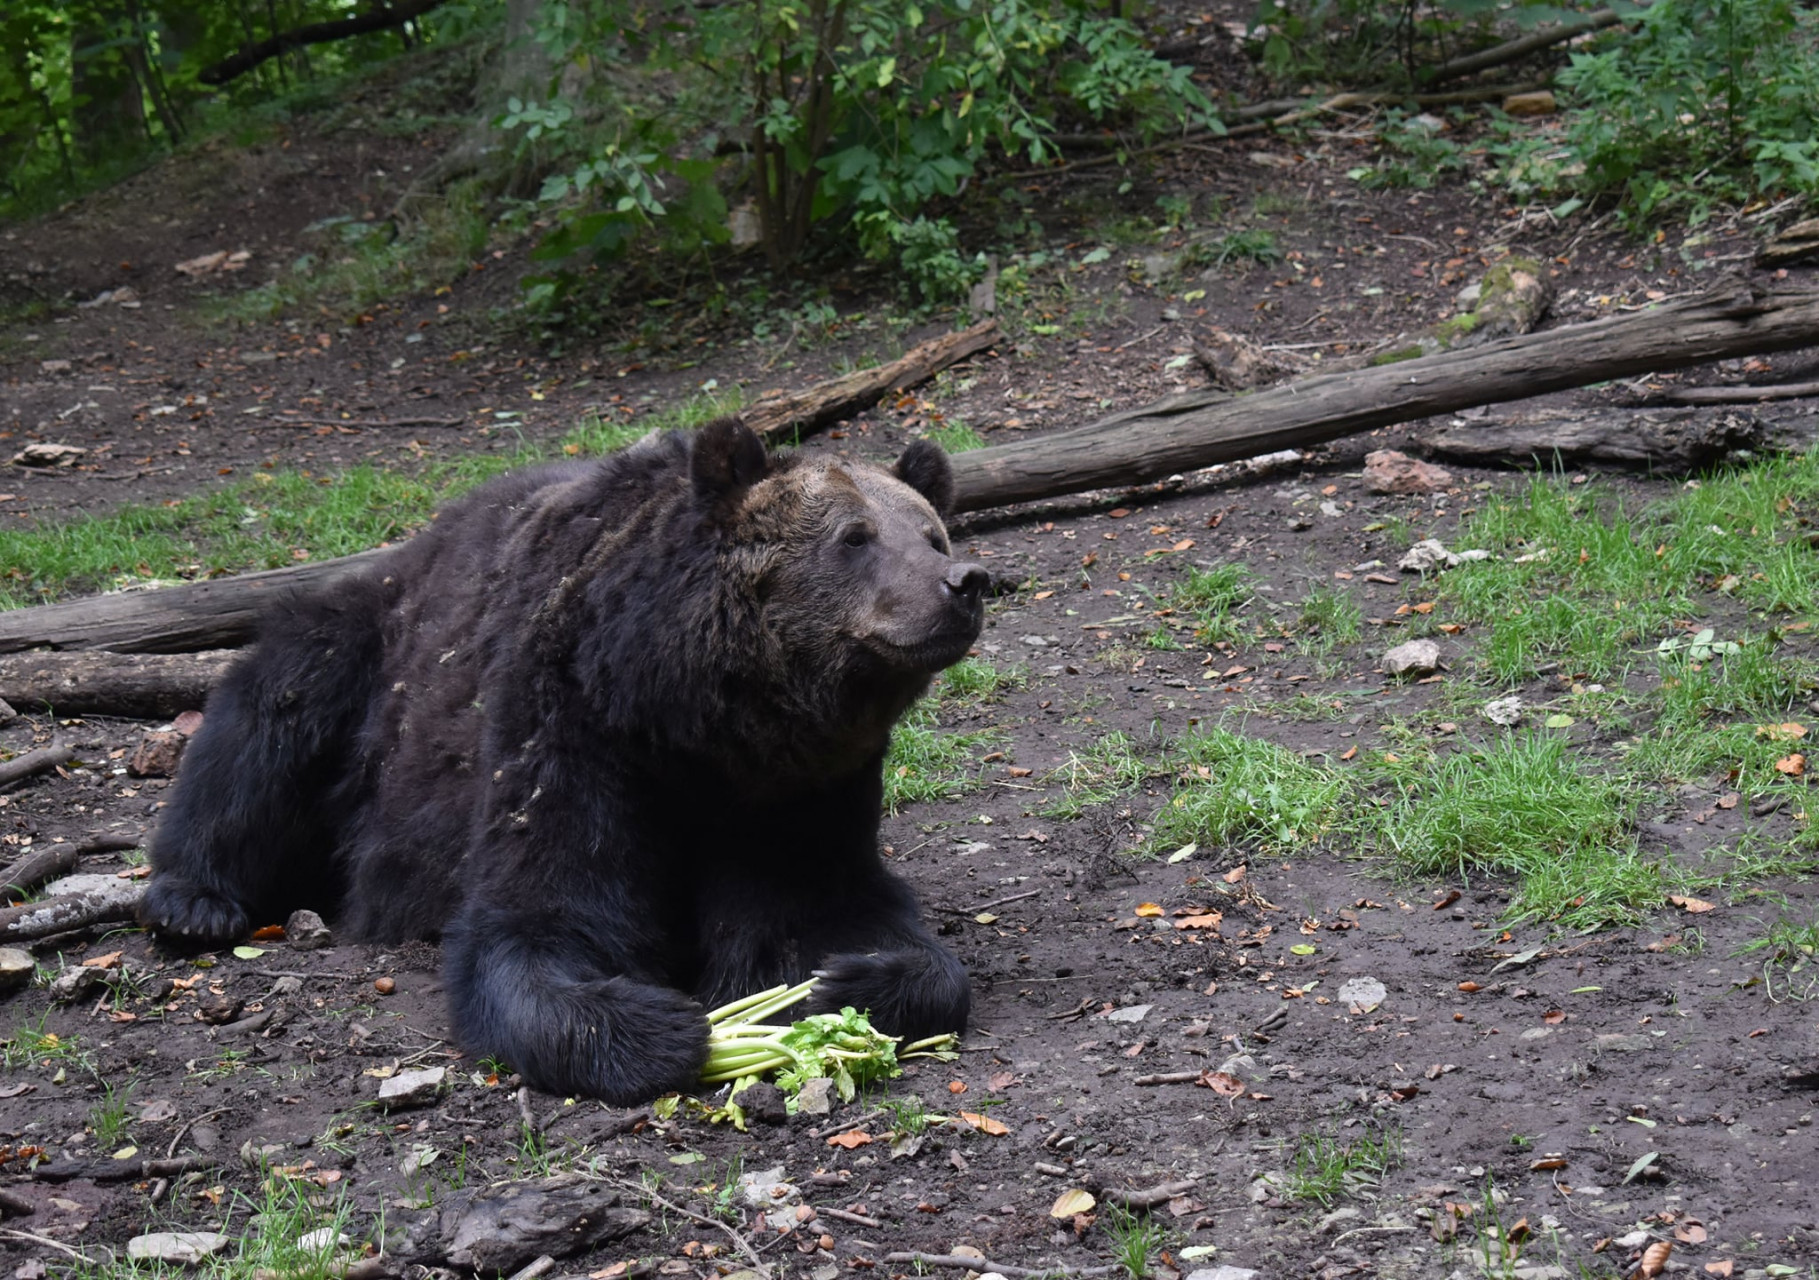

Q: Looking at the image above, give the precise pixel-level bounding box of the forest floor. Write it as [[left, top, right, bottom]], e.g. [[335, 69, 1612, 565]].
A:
[[3, 21, 1819, 1280]]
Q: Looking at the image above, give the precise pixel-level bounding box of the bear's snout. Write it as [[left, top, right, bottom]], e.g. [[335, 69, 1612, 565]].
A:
[[943, 561, 989, 603]]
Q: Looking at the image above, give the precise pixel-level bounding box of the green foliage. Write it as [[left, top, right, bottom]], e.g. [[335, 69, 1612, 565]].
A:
[[882, 702, 1006, 813], [1159, 725, 1350, 854], [1184, 228, 1283, 270], [1495, 0, 1819, 225], [1282, 1125, 1402, 1207], [1352, 111, 1471, 190]]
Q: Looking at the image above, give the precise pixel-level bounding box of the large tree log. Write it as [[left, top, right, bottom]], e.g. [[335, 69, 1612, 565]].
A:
[[945, 280, 1819, 511], [2, 282, 1817, 662], [0, 552, 387, 656], [197, 0, 453, 85], [0, 650, 234, 718], [1419, 407, 1767, 473]]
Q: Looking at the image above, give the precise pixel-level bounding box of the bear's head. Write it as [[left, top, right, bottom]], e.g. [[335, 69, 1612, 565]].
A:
[[686, 418, 989, 762]]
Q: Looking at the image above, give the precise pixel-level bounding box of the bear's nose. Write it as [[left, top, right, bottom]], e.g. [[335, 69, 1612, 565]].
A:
[[944, 562, 990, 602]]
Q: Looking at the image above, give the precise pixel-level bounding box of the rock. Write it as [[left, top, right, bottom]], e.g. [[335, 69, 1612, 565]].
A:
[[731, 1080, 788, 1126], [1194, 328, 1305, 391], [1381, 640, 1442, 678], [1483, 696, 1524, 727], [1338, 976, 1387, 1012], [48, 965, 103, 1004], [0, 948, 34, 995], [1595, 1033, 1654, 1053], [441, 1173, 650, 1271], [1186, 1268, 1261, 1280], [1217, 1052, 1261, 1082], [1398, 538, 1462, 573], [42, 873, 144, 913], [10, 443, 84, 468], [1318, 1205, 1362, 1233], [795, 1077, 834, 1116], [0, 697, 16, 726], [126, 1232, 230, 1264], [129, 731, 187, 779], [738, 1165, 798, 1208], [1364, 449, 1454, 495], [1502, 90, 1557, 117], [378, 1066, 445, 1109], [1104, 1003, 1151, 1024], [285, 909, 333, 950], [295, 1227, 349, 1253]]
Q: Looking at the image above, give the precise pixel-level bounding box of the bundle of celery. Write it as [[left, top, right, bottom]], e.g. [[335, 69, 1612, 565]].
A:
[[702, 979, 958, 1110]]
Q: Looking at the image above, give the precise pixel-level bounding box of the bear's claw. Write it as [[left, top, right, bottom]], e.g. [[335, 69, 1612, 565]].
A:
[[139, 878, 250, 946]]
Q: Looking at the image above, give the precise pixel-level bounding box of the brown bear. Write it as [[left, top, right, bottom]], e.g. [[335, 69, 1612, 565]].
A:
[[139, 418, 987, 1104]]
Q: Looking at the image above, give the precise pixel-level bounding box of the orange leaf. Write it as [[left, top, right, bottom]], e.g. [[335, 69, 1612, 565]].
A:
[[1639, 1241, 1673, 1279], [826, 1130, 873, 1149], [959, 1111, 1010, 1136], [948, 1080, 968, 1094], [1340, 746, 1357, 761], [1199, 1071, 1244, 1097], [1669, 894, 1717, 914], [1543, 1009, 1566, 1025], [1134, 902, 1164, 918], [1775, 753, 1806, 776], [81, 951, 123, 969], [250, 924, 287, 941], [1755, 722, 1807, 741], [1705, 1263, 1733, 1277], [1675, 1223, 1708, 1245], [1174, 913, 1222, 931], [1222, 865, 1247, 884], [1457, 981, 1481, 993], [1172, 539, 1196, 552]]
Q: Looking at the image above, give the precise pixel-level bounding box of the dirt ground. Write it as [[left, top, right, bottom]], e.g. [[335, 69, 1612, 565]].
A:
[[3, 26, 1819, 1280]]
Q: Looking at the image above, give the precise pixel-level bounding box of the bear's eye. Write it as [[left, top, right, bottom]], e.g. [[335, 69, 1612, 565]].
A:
[[842, 527, 872, 549]]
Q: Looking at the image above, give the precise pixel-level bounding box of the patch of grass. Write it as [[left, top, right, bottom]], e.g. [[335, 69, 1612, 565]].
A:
[[1172, 563, 1254, 645], [1101, 1201, 1168, 1278], [936, 657, 1026, 704], [1158, 725, 1351, 855], [1044, 731, 1155, 820], [924, 421, 987, 453], [881, 1092, 932, 1135], [1737, 914, 1819, 999], [187, 1048, 251, 1082], [1282, 1125, 1401, 1208], [1185, 228, 1283, 269], [89, 1079, 134, 1149], [1295, 586, 1362, 651], [2, 1015, 95, 1076], [1144, 626, 1184, 651], [1358, 733, 1657, 928], [883, 703, 1006, 814], [0, 399, 714, 609]]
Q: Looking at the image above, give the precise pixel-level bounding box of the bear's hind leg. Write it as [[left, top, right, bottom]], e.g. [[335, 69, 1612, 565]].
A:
[[142, 585, 385, 946], [445, 909, 709, 1105]]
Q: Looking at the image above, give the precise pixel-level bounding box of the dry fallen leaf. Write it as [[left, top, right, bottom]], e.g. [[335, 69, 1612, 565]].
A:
[[987, 1071, 1018, 1090], [947, 1080, 967, 1094], [81, 951, 123, 969], [1543, 1009, 1566, 1026], [958, 1111, 1010, 1136], [1674, 1222, 1708, 1245], [1050, 1188, 1096, 1218], [1669, 895, 1717, 914], [1755, 722, 1807, 741], [250, 924, 287, 941], [1174, 913, 1222, 931], [1775, 753, 1806, 776], [1457, 981, 1481, 993], [1639, 1240, 1673, 1279], [826, 1130, 872, 1149], [1529, 1156, 1568, 1171], [1134, 902, 1164, 918], [1223, 865, 1247, 884], [1704, 1262, 1733, 1277], [1199, 1071, 1244, 1097]]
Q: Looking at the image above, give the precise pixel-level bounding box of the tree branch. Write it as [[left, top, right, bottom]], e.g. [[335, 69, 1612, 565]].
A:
[[197, 0, 453, 86]]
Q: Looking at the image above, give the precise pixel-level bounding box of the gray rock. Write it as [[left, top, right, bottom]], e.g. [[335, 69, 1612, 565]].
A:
[[1397, 538, 1461, 573], [1338, 976, 1387, 1012], [1483, 695, 1524, 727], [1104, 1003, 1152, 1024], [48, 964, 103, 1004], [42, 872, 143, 913], [795, 1077, 834, 1116], [1595, 1034, 1654, 1053], [378, 1066, 446, 1109], [442, 1173, 649, 1271], [285, 908, 333, 950], [1381, 639, 1442, 678], [1318, 1206, 1362, 1233], [1187, 1267, 1262, 1280], [0, 947, 34, 995], [126, 1232, 230, 1264]]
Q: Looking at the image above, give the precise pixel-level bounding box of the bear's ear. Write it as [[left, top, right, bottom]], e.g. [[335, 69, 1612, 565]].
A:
[[893, 439, 954, 515], [691, 417, 769, 500]]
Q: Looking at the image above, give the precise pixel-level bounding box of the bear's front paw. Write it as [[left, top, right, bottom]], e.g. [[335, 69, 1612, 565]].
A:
[[139, 877, 250, 946], [813, 949, 969, 1042]]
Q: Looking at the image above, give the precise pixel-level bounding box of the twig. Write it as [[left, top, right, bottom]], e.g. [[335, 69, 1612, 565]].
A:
[[75, 834, 143, 855], [249, 968, 359, 981], [505, 1256, 556, 1280], [883, 1253, 1118, 1278], [28, 1153, 216, 1184], [1658, 379, 1819, 404], [0, 744, 74, 787], [611, 1177, 767, 1272], [1133, 1071, 1204, 1086], [271, 416, 466, 429], [808, 1108, 887, 1141], [1101, 1179, 1198, 1210], [0, 1228, 97, 1263], [1424, 8, 1625, 83], [167, 1107, 228, 1159], [1, 843, 79, 900], [940, 888, 1042, 917], [813, 1205, 882, 1228]]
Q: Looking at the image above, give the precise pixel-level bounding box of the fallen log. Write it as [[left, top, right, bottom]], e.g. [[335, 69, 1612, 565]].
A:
[[0, 744, 74, 787], [1420, 407, 1767, 472], [0, 650, 234, 718], [945, 280, 1819, 511], [1, 844, 80, 901], [2, 282, 1817, 662], [1424, 8, 1627, 84], [0, 887, 142, 943], [1658, 379, 1819, 405], [741, 318, 999, 444]]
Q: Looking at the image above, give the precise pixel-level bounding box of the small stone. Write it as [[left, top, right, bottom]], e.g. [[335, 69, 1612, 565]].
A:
[[378, 1066, 445, 1109], [1186, 1267, 1261, 1280], [1398, 538, 1462, 573], [285, 909, 333, 950], [795, 1077, 834, 1115], [49, 965, 102, 1004], [1595, 1034, 1654, 1053], [11, 442, 85, 468], [1364, 449, 1454, 495], [1382, 639, 1442, 678], [1484, 696, 1523, 727], [0, 948, 34, 995], [295, 1227, 349, 1252], [1318, 1206, 1362, 1232], [129, 731, 187, 778], [1104, 1003, 1151, 1024], [38, 360, 72, 375], [1338, 976, 1387, 1012], [374, 976, 395, 995], [196, 994, 243, 1025], [1502, 90, 1557, 117], [126, 1232, 230, 1264]]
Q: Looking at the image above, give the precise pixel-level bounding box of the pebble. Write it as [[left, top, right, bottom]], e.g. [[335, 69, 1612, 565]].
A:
[[1381, 639, 1442, 678], [1186, 1267, 1261, 1280], [1104, 1003, 1151, 1024], [286, 909, 334, 950], [1364, 449, 1454, 495], [1337, 976, 1387, 1011], [48, 965, 103, 1005], [126, 1232, 230, 1264], [796, 1077, 834, 1116], [0, 947, 35, 995], [377, 1066, 445, 1109], [374, 976, 395, 995], [1483, 695, 1524, 727]]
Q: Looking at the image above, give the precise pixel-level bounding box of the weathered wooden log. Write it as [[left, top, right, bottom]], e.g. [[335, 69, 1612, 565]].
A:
[[1659, 379, 1819, 405], [1, 844, 80, 900], [0, 744, 74, 787], [0, 887, 142, 943], [742, 319, 999, 443], [944, 281, 1819, 511], [1420, 407, 1767, 472], [0, 650, 235, 718]]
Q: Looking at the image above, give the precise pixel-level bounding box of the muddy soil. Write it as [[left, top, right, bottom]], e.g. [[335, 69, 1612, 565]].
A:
[[4, 27, 1819, 1280]]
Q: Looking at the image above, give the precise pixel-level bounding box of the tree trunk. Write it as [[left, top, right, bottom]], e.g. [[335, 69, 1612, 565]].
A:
[[1419, 407, 1768, 473], [71, 12, 145, 165], [0, 650, 234, 718]]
